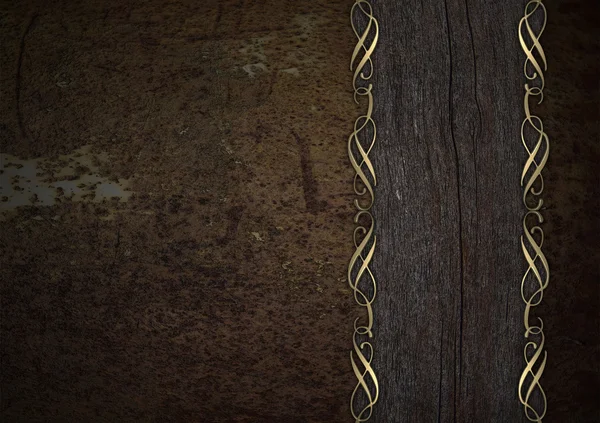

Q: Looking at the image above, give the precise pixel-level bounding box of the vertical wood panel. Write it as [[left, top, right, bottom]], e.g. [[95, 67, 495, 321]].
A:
[[371, 1, 527, 420]]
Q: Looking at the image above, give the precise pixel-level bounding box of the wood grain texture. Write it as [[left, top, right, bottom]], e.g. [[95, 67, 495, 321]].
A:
[[370, 1, 527, 421]]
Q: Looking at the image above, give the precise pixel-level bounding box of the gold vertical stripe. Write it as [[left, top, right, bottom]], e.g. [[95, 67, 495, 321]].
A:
[[349, 1, 379, 422], [518, 2, 549, 421]]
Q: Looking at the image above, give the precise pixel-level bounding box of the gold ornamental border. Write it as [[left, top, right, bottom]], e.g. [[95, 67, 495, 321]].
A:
[[518, 1, 549, 421], [348, 1, 379, 422]]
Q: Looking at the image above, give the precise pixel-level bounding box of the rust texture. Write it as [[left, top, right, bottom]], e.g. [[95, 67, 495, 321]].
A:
[[1, 1, 358, 421]]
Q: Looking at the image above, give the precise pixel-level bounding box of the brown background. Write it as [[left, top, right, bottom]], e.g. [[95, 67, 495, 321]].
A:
[[2, 1, 359, 421], [1, 0, 598, 422], [541, 1, 599, 421]]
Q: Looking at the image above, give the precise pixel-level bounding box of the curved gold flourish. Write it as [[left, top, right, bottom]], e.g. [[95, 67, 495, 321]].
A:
[[518, 2, 549, 421], [349, 1, 379, 421]]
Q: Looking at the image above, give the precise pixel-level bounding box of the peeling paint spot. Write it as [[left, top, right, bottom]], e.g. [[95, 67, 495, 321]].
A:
[[0, 145, 132, 213], [242, 63, 267, 78], [281, 67, 300, 76]]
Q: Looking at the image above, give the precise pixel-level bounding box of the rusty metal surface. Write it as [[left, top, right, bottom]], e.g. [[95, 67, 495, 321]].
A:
[[1, 1, 357, 421]]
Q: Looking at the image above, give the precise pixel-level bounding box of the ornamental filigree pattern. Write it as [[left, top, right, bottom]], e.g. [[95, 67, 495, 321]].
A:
[[348, 1, 379, 422], [518, 2, 549, 421]]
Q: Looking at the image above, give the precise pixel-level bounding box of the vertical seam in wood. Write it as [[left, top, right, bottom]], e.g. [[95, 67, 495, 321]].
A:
[[465, 0, 482, 245], [443, 1, 464, 421]]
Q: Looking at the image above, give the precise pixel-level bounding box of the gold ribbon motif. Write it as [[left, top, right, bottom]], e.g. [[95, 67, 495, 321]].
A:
[[349, 1, 379, 421], [518, 2, 549, 421]]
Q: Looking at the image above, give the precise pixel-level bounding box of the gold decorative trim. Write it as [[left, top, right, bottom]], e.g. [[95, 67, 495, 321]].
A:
[[348, 1, 379, 421], [518, 2, 549, 421]]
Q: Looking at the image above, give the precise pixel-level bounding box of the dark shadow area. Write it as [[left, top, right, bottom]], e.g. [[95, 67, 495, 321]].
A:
[[541, 1, 599, 422]]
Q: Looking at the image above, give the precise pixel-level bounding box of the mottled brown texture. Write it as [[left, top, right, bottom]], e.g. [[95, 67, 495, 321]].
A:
[[541, 1, 599, 422], [1, 1, 359, 421]]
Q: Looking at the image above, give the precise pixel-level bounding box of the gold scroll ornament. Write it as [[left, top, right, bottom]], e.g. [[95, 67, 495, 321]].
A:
[[518, 1, 549, 422], [348, 1, 379, 422]]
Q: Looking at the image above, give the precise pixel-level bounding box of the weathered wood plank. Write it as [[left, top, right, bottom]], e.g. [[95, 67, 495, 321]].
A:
[[371, 1, 526, 420]]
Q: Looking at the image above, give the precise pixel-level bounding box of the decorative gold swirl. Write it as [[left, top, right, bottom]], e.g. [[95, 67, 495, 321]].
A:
[[348, 1, 379, 422], [518, 2, 549, 421]]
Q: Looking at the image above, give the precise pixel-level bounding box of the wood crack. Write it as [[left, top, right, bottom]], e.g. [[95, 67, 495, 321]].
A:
[[443, 1, 464, 420]]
